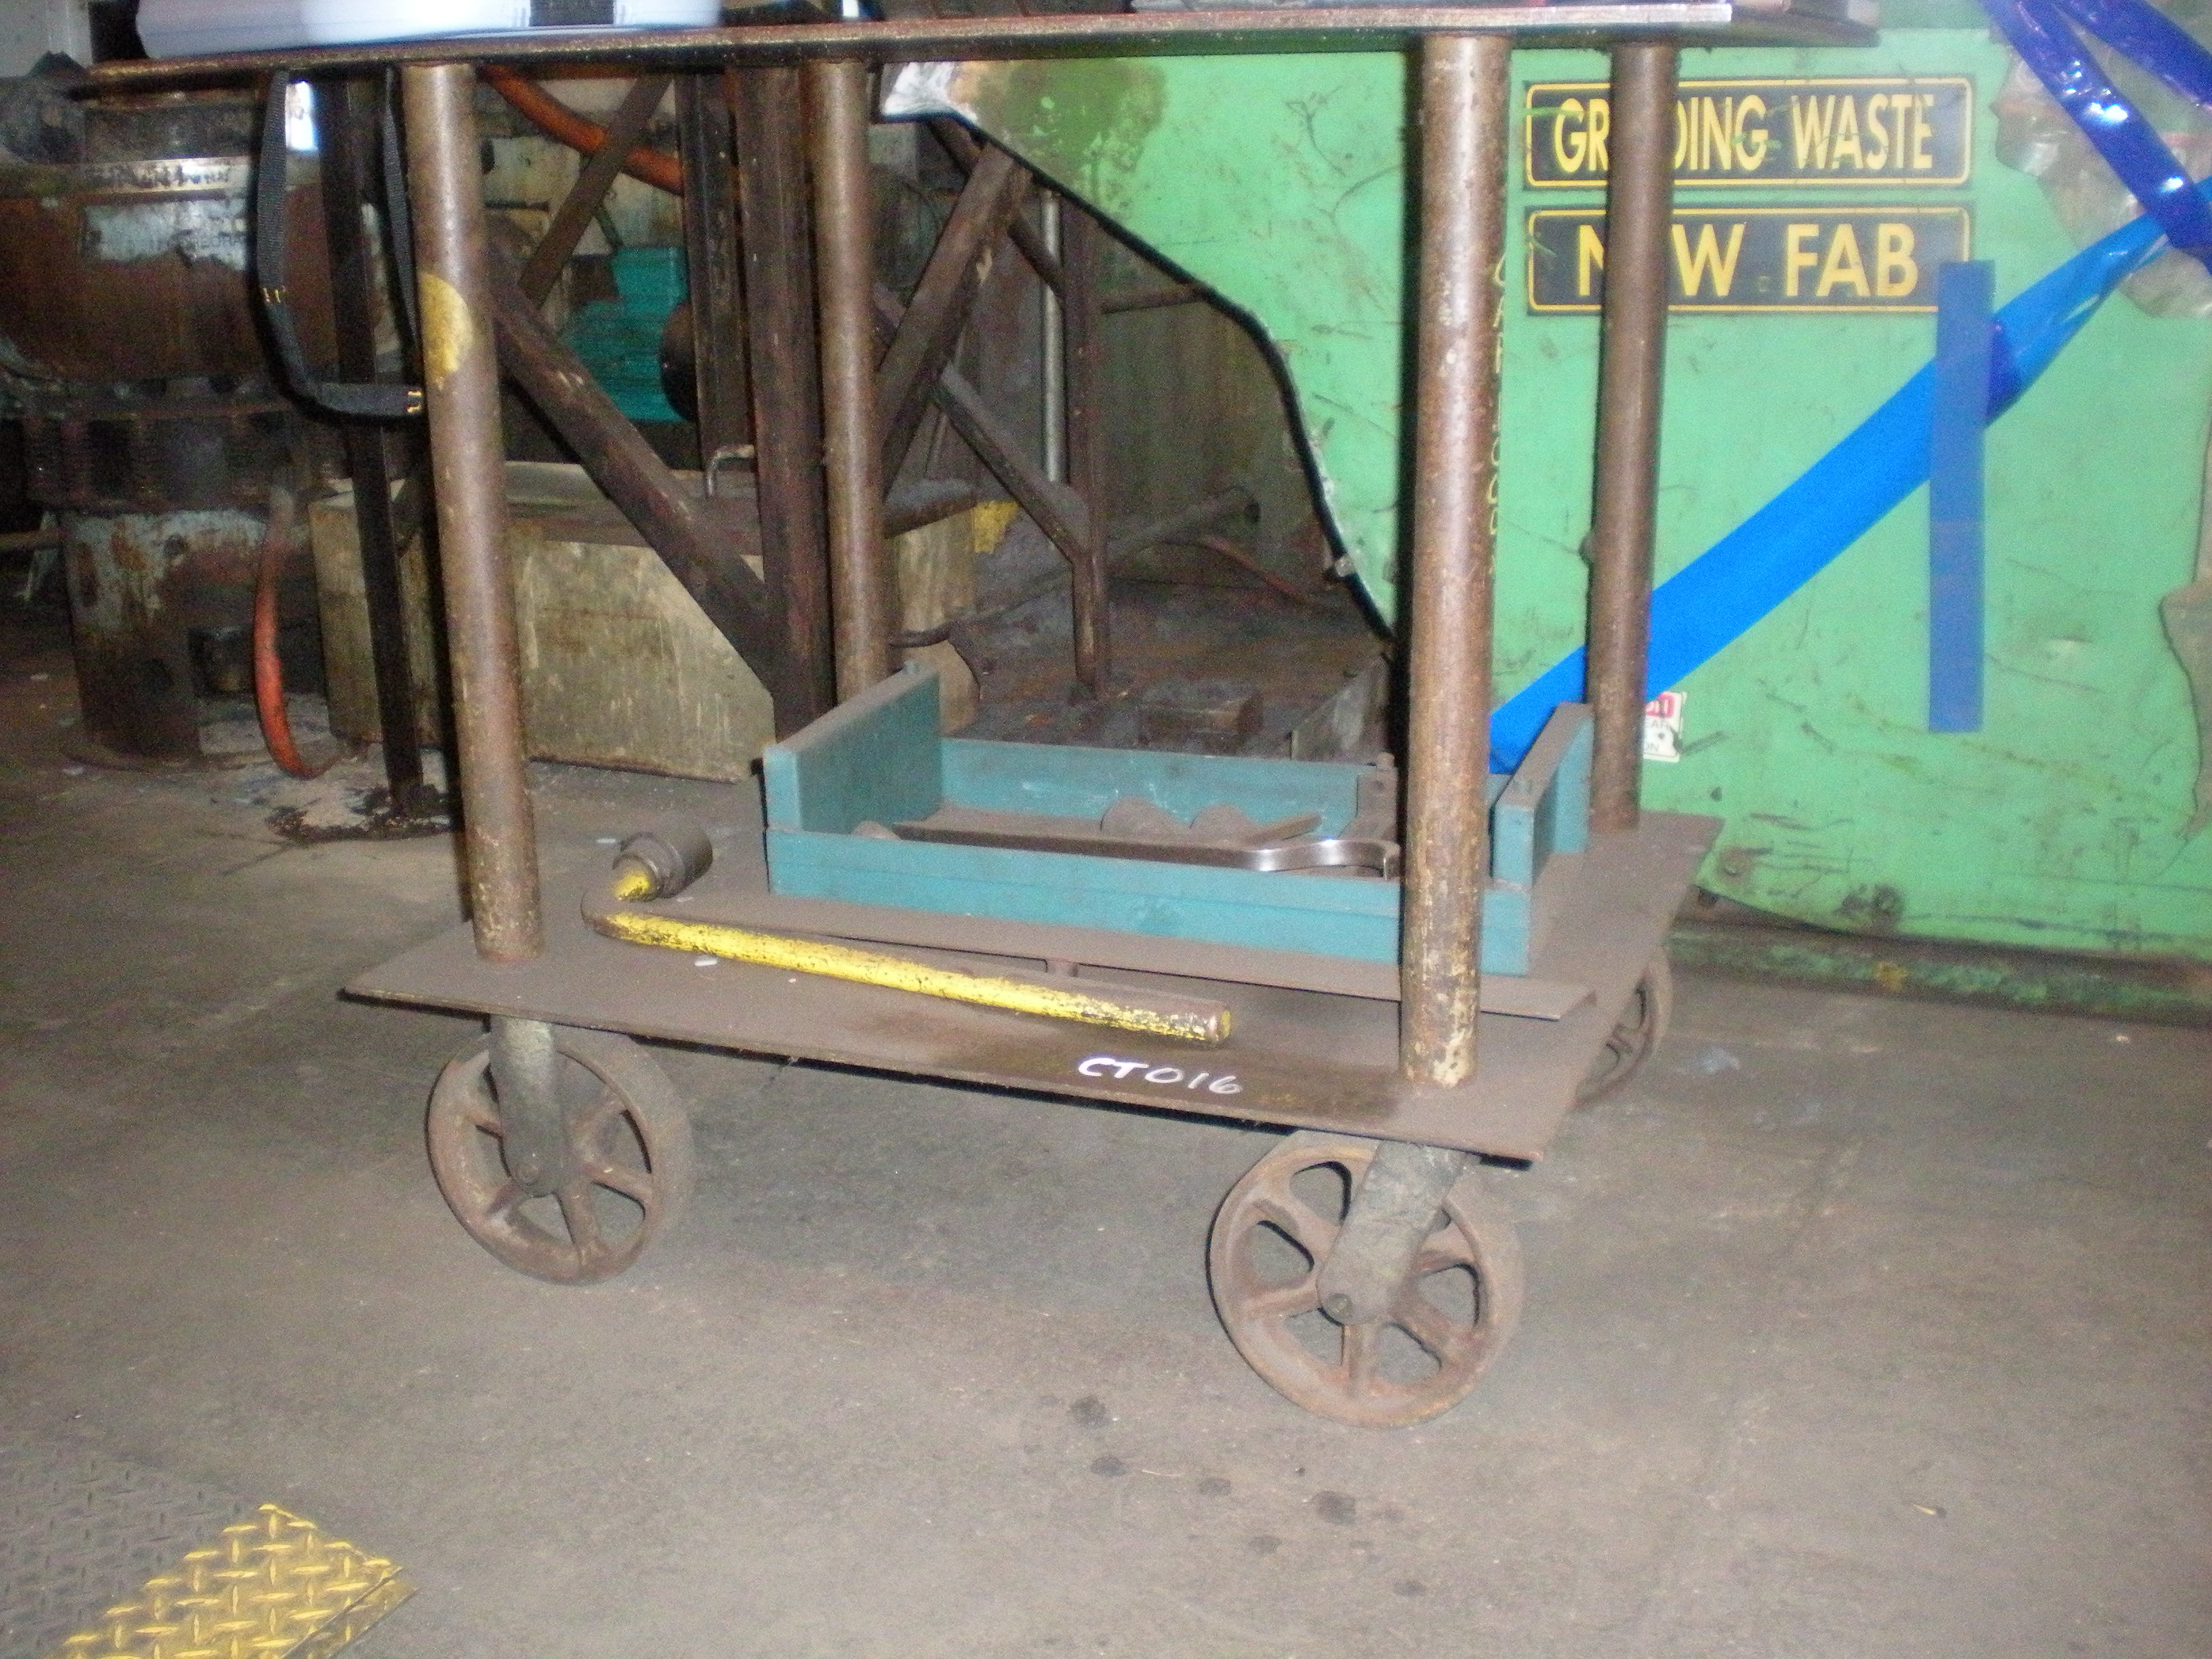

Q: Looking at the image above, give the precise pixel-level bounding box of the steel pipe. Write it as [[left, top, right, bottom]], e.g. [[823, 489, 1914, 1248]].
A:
[[1586, 41, 1680, 834], [808, 58, 894, 700], [1398, 33, 1510, 1089], [401, 62, 542, 962]]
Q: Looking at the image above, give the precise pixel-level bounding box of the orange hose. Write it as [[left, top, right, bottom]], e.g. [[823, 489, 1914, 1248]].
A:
[[482, 66, 685, 195], [253, 483, 333, 780]]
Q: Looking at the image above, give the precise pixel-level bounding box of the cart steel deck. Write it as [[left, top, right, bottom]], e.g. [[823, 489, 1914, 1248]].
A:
[[350, 809, 1717, 1162]]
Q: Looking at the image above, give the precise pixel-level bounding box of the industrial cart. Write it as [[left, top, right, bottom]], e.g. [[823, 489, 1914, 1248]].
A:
[[106, 0, 1864, 1427]]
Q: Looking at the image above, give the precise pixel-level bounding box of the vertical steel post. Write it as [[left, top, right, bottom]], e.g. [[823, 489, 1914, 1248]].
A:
[[1061, 199, 1113, 698], [730, 65, 836, 731], [1399, 33, 1510, 1089], [401, 62, 541, 962], [807, 58, 894, 701], [1586, 42, 1679, 834], [316, 74, 432, 817]]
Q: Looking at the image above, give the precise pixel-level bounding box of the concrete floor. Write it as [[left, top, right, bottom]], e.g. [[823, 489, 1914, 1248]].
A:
[[3, 621, 2209, 1657]]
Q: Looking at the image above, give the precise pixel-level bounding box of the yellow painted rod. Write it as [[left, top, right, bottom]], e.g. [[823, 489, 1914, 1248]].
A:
[[588, 891, 1231, 1046]]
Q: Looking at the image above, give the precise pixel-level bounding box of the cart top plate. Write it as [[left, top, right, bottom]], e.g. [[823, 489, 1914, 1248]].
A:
[[348, 812, 1717, 1161], [96, 4, 1872, 84]]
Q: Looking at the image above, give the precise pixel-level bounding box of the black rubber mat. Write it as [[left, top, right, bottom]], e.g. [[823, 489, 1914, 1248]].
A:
[[0, 1435, 250, 1658]]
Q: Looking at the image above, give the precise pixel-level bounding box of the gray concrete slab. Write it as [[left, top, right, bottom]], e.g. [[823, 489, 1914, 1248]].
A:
[[1, 629, 2207, 1657]]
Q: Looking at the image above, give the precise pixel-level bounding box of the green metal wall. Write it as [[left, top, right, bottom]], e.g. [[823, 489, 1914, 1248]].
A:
[[916, 27, 2212, 962]]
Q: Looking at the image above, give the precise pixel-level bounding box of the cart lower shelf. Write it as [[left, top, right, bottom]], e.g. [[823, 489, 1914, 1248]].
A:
[[350, 811, 1715, 1162]]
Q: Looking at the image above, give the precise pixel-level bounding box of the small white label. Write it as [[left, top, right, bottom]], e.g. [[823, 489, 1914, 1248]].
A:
[[1077, 1055, 1242, 1095], [1643, 691, 1685, 762]]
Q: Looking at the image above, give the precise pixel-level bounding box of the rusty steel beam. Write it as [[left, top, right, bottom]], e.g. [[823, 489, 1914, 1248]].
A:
[[401, 62, 541, 962], [520, 73, 671, 306], [1060, 199, 1112, 697], [927, 118, 1063, 293], [809, 58, 895, 699], [874, 283, 1094, 579], [486, 245, 793, 710], [1587, 41, 1679, 835], [1398, 33, 1510, 1088], [933, 365, 1092, 564], [876, 142, 1031, 478], [316, 73, 432, 813], [730, 64, 836, 730]]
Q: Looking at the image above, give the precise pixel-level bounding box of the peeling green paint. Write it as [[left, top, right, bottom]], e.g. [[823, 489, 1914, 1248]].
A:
[[951, 58, 1168, 221]]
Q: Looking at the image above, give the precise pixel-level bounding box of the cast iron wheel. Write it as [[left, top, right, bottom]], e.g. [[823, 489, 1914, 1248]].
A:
[[1576, 949, 1673, 1106], [427, 1027, 695, 1284], [1208, 1132, 1523, 1428]]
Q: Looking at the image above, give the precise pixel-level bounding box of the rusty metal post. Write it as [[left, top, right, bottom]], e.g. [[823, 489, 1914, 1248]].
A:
[[1061, 198, 1113, 699], [1399, 34, 1510, 1089], [730, 65, 836, 731], [1586, 41, 1679, 835], [316, 74, 432, 816], [807, 58, 893, 701], [401, 62, 541, 962]]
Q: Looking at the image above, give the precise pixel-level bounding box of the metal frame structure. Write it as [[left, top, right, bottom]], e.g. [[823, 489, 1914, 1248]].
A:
[[99, 1, 1864, 1424]]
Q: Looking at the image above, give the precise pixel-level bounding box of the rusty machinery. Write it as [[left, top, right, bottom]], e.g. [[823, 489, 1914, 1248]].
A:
[[0, 70, 308, 762], [0, 64, 436, 813]]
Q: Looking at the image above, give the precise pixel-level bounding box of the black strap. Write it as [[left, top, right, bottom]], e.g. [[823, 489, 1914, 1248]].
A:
[[255, 70, 424, 422], [377, 70, 423, 363]]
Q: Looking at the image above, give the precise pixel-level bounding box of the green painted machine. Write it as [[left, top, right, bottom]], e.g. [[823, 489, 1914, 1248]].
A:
[[888, 7, 2212, 966]]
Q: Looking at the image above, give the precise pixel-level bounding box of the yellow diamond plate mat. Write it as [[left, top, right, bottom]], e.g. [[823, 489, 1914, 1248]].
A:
[[44, 1504, 413, 1659]]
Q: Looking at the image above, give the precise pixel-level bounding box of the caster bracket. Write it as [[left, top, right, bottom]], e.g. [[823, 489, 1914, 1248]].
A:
[[489, 1015, 569, 1197], [1314, 1139, 1472, 1326]]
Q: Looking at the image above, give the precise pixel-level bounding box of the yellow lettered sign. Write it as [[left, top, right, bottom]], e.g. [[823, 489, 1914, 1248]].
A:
[[1527, 207, 1973, 313], [1525, 77, 1973, 189]]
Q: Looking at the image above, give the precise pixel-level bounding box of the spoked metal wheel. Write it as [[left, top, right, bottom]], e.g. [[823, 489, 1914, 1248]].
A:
[[1576, 948, 1673, 1106], [1208, 1132, 1523, 1428], [427, 1027, 695, 1284]]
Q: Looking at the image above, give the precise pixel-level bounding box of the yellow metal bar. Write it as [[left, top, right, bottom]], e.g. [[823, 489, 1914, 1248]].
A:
[[590, 903, 1231, 1044]]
